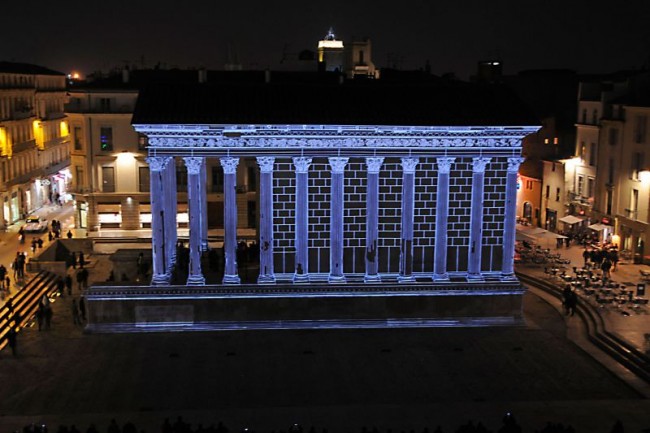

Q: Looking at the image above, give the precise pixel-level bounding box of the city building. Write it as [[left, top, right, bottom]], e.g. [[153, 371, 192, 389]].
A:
[[317, 28, 345, 73], [588, 73, 650, 260], [0, 62, 70, 228]]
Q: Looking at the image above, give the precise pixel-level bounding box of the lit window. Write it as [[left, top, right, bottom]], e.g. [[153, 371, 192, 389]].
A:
[[100, 127, 113, 151]]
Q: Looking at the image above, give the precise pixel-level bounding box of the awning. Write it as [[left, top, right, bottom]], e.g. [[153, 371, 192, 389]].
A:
[[588, 223, 612, 231], [532, 229, 567, 240], [559, 215, 585, 225]]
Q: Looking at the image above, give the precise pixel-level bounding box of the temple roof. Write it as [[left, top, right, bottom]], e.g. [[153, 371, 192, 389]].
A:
[[132, 78, 540, 127]]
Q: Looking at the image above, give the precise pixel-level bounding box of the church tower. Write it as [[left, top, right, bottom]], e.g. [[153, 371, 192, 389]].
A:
[[317, 28, 344, 72]]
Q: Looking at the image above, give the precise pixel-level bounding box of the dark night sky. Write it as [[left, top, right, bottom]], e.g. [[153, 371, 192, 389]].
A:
[[2, 0, 649, 79]]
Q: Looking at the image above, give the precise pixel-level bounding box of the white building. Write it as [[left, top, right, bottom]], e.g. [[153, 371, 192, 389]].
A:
[[0, 62, 70, 228]]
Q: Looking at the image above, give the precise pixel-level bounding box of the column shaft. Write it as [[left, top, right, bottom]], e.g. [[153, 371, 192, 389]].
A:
[[257, 157, 276, 284], [365, 157, 384, 282], [169, 161, 178, 265], [433, 157, 455, 281], [146, 156, 171, 285], [398, 157, 418, 283], [221, 157, 241, 284], [502, 157, 525, 279], [467, 157, 491, 280], [329, 157, 348, 283], [293, 157, 312, 283], [184, 157, 206, 285], [200, 159, 209, 251]]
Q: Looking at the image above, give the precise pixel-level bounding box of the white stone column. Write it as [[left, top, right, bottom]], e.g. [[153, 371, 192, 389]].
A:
[[200, 158, 209, 251], [502, 157, 525, 280], [364, 157, 384, 283], [398, 157, 419, 283], [168, 160, 178, 265], [257, 156, 276, 284], [467, 157, 492, 280], [183, 157, 206, 285], [433, 157, 455, 281], [221, 157, 241, 284], [164, 159, 176, 272], [146, 156, 171, 285], [293, 157, 312, 283], [328, 157, 349, 283]]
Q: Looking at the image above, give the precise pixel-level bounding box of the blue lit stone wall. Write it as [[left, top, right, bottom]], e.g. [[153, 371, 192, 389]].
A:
[[271, 156, 507, 278]]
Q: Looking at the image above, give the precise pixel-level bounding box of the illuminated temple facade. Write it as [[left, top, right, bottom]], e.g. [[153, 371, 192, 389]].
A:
[[133, 80, 539, 287]]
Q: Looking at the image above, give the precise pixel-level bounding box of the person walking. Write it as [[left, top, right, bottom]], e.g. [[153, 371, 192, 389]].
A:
[[7, 326, 18, 356], [44, 305, 53, 329], [0, 263, 6, 290], [79, 251, 85, 268], [76, 269, 84, 291], [65, 274, 73, 295], [79, 295, 86, 322], [57, 277, 65, 297], [80, 268, 89, 290], [72, 299, 81, 325]]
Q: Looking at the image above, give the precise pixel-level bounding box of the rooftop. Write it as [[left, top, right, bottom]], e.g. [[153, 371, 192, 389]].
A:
[[0, 61, 65, 76]]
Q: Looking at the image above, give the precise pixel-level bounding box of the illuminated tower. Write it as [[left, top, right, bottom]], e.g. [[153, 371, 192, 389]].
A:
[[317, 28, 344, 72]]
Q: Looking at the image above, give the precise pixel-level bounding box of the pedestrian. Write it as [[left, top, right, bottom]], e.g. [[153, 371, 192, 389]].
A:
[[0, 264, 6, 290], [79, 295, 86, 321], [70, 252, 77, 269], [79, 251, 85, 268], [76, 269, 84, 291], [582, 248, 589, 267], [48, 231, 54, 242], [7, 326, 17, 356], [44, 305, 53, 329], [65, 274, 72, 295], [37, 238, 43, 249], [72, 299, 81, 325], [566, 290, 578, 316], [562, 285, 573, 316], [57, 277, 65, 297], [81, 268, 89, 290], [5, 276, 10, 292], [36, 304, 44, 331]]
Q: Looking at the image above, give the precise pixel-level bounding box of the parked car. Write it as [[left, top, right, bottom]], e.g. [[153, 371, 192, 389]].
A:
[[24, 216, 48, 233]]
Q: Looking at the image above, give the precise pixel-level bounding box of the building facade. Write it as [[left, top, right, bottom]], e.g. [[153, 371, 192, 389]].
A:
[[0, 62, 70, 228], [132, 80, 538, 286]]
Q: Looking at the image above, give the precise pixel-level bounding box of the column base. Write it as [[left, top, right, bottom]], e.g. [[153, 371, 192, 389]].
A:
[[467, 273, 484, 282], [151, 274, 170, 286], [364, 274, 382, 283], [187, 274, 206, 286], [500, 273, 517, 281], [328, 274, 347, 284], [293, 273, 310, 284], [257, 274, 276, 284], [397, 275, 416, 283], [222, 274, 241, 285], [432, 273, 450, 282]]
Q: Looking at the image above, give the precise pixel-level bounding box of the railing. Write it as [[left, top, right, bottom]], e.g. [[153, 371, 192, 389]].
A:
[[0, 271, 59, 351]]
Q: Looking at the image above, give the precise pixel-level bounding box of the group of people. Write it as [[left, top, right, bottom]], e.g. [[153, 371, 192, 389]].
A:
[[582, 245, 620, 284], [26, 414, 639, 433]]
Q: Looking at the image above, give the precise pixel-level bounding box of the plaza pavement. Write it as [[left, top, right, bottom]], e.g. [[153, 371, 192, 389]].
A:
[[1, 207, 650, 432]]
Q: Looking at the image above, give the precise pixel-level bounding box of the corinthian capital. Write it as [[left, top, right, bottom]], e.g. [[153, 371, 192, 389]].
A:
[[146, 156, 171, 172], [400, 157, 419, 174], [472, 157, 492, 173], [256, 156, 276, 173], [183, 157, 204, 175], [292, 157, 312, 173], [365, 157, 384, 174], [436, 157, 456, 174], [507, 157, 526, 173], [220, 157, 240, 174], [328, 157, 349, 174]]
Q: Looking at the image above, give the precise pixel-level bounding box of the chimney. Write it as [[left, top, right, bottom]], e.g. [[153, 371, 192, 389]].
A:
[[122, 66, 130, 84], [198, 68, 207, 83], [265, 69, 271, 84]]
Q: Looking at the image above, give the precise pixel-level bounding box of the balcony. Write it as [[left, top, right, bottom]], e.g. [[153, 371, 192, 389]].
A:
[[625, 209, 639, 220], [12, 139, 37, 154]]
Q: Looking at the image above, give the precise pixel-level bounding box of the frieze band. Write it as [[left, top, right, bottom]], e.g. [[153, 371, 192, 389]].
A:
[[148, 136, 523, 149]]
